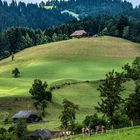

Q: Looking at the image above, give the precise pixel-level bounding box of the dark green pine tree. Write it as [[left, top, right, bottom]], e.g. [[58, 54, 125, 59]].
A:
[[125, 80, 140, 121], [96, 70, 126, 126]]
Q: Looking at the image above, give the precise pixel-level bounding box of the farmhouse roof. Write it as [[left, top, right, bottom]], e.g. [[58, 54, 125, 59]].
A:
[[29, 129, 52, 139], [12, 110, 37, 119], [70, 30, 87, 37]]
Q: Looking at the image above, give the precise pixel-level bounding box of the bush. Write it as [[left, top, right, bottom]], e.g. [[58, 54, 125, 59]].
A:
[[112, 111, 130, 128], [73, 123, 84, 134], [83, 113, 107, 129], [4, 117, 9, 124]]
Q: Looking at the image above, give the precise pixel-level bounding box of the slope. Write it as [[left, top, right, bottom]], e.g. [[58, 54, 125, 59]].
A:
[[0, 36, 140, 130], [0, 36, 140, 97]]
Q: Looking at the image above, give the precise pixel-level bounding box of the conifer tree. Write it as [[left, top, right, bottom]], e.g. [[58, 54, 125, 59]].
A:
[[125, 80, 140, 121]]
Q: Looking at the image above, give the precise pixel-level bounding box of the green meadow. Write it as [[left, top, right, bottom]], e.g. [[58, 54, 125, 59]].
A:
[[0, 36, 140, 132], [71, 126, 140, 140]]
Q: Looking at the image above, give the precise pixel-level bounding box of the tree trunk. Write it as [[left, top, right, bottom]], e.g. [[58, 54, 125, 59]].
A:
[[111, 124, 114, 130], [130, 120, 134, 127]]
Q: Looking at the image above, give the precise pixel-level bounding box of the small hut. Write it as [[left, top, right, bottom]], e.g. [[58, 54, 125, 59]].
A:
[[29, 129, 62, 140], [70, 30, 87, 38], [29, 129, 52, 140], [12, 110, 42, 123]]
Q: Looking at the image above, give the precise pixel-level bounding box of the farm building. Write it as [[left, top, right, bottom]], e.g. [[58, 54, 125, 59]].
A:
[[29, 129, 52, 140], [29, 129, 61, 140], [12, 110, 42, 123], [70, 30, 87, 38]]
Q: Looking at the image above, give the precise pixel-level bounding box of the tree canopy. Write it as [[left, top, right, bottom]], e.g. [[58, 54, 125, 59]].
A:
[[29, 79, 52, 116], [96, 70, 126, 125], [60, 99, 79, 130]]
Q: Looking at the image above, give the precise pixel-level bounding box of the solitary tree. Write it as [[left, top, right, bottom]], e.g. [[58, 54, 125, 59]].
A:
[[29, 79, 52, 117], [60, 99, 79, 130], [12, 68, 20, 77], [96, 70, 126, 128], [11, 52, 14, 61]]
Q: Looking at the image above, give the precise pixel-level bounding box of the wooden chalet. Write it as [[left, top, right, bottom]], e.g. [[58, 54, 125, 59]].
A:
[[70, 30, 87, 38], [12, 110, 42, 123], [29, 129, 61, 140]]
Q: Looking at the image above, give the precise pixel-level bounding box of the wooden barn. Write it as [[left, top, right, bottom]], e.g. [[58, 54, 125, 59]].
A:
[[70, 30, 87, 38], [29, 129, 61, 140], [12, 110, 42, 123], [29, 129, 52, 140]]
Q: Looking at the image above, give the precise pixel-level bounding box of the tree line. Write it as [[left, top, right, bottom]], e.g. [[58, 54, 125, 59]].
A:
[[49, 0, 133, 18], [0, 15, 140, 60], [0, 27, 69, 60], [0, 0, 140, 31], [0, 0, 72, 31]]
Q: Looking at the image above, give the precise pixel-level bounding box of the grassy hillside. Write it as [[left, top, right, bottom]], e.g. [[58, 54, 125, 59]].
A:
[[0, 36, 140, 97], [0, 36, 140, 131]]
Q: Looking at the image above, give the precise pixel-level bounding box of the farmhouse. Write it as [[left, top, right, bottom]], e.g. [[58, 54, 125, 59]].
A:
[[29, 129, 52, 140], [29, 129, 61, 140], [12, 110, 42, 123], [70, 30, 87, 38]]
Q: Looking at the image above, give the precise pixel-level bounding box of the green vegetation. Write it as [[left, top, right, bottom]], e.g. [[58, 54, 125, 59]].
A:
[[71, 126, 140, 140], [1, 15, 140, 60], [29, 79, 52, 117], [0, 37, 140, 131], [0, 0, 71, 31], [12, 68, 20, 78], [60, 99, 79, 130], [96, 70, 127, 126], [125, 80, 140, 121]]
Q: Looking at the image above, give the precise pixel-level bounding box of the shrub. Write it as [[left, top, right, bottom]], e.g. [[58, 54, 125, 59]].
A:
[[73, 123, 84, 134], [112, 111, 130, 128], [83, 113, 107, 129]]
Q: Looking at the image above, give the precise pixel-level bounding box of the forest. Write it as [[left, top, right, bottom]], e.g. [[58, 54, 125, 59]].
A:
[[55, 0, 133, 18], [0, 0, 140, 60], [0, 0, 72, 30], [0, 0, 140, 31]]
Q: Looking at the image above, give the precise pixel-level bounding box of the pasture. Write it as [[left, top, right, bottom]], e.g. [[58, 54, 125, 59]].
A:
[[71, 126, 140, 140], [0, 36, 140, 131]]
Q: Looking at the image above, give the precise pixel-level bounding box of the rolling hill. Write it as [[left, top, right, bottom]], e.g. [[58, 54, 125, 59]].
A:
[[0, 36, 140, 131]]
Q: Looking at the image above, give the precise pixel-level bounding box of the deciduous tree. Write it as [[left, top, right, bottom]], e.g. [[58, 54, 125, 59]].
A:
[[29, 79, 52, 117], [12, 68, 20, 78], [60, 99, 79, 130], [96, 70, 126, 127]]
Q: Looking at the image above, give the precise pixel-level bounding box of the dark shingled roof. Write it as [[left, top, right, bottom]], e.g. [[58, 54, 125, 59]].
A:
[[70, 30, 87, 37], [29, 129, 52, 139], [12, 110, 37, 119]]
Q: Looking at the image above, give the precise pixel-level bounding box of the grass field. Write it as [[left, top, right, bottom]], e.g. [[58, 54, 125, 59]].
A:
[[0, 36, 140, 131], [71, 126, 140, 140]]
